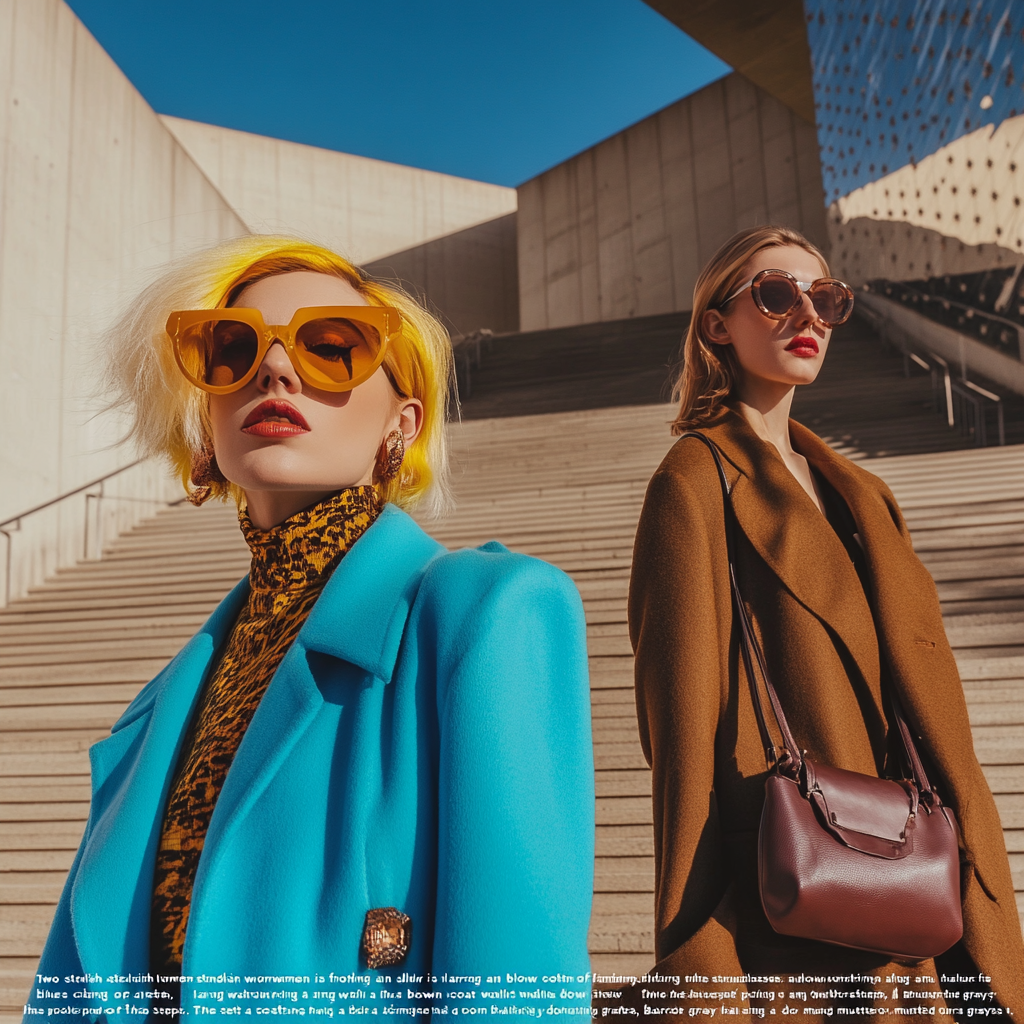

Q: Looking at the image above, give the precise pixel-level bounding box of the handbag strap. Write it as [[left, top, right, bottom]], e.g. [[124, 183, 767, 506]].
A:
[[681, 432, 935, 798]]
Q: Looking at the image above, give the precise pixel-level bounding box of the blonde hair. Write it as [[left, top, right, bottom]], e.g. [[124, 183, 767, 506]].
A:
[[670, 225, 828, 433], [103, 236, 454, 517]]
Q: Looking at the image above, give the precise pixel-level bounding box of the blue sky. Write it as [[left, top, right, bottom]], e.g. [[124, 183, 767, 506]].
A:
[[65, 0, 729, 187]]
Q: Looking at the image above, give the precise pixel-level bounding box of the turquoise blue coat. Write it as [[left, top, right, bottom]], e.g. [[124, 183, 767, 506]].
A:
[[29, 505, 594, 1014]]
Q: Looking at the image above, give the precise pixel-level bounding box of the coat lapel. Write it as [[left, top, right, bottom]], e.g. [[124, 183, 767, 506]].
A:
[[295, 503, 447, 679], [790, 423, 976, 755], [191, 504, 446, 910], [702, 410, 882, 702], [787, 420, 916, 623], [71, 577, 250, 979]]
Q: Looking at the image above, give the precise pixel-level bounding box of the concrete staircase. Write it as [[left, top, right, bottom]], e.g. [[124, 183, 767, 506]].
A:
[[458, 310, 1024, 452], [458, 312, 689, 418], [1, 405, 1022, 1014]]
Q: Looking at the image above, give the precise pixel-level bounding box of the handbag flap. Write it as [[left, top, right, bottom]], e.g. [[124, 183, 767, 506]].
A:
[[805, 759, 913, 843]]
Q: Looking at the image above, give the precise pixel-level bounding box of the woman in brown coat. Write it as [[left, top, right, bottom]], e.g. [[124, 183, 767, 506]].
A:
[[628, 225, 1023, 1014]]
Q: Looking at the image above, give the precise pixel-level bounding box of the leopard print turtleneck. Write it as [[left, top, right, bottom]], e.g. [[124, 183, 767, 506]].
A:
[[150, 486, 381, 975]]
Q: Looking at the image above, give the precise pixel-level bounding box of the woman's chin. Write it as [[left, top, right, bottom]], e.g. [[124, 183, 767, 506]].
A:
[[779, 358, 825, 387], [793, 366, 823, 386], [223, 454, 368, 494], [741, 365, 822, 394]]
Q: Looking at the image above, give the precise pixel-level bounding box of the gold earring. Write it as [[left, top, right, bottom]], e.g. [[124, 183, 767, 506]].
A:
[[376, 429, 405, 483], [186, 440, 226, 506]]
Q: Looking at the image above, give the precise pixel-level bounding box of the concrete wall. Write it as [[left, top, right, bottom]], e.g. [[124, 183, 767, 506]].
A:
[[364, 213, 519, 337], [161, 116, 517, 266], [516, 72, 827, 331], [0, 0, 248, 595], [829, 116, 1024, 286]]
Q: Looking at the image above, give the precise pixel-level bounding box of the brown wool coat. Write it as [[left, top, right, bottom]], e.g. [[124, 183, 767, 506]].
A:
[[628, 406, 1023, 1013]]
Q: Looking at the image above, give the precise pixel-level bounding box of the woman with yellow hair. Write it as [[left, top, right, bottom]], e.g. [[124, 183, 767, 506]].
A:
[[28, 237, 594, 1013]]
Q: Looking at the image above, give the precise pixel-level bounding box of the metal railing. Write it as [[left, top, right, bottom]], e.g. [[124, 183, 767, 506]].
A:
[[0, 459, 177, 606], [953, 377, 1006, 447], [857, 303, 1006, 448]]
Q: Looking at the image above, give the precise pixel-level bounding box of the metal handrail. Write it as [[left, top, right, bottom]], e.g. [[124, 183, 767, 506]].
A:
[[0, 459, 145, 530], [911, 351, 1005, 446], [0, 458, 173, 606], [856, 301, 1006, 446], [926, 352, 955, 428], [956, 378, 1006, 446]]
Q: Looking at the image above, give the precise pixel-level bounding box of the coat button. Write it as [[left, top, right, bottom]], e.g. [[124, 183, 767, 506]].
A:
[[362, 907, 412, 968]]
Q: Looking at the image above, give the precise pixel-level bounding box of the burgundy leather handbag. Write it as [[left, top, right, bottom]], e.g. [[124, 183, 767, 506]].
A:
[[685, 432, 963, 962]]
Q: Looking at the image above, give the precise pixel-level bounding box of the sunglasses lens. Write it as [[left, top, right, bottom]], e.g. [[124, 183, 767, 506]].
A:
[[295, 317, 382, 387], [810, 282, 854, 326], [756, 275, 801, 316], [177, 319, 261, 388], [210, 321, 260, 386]]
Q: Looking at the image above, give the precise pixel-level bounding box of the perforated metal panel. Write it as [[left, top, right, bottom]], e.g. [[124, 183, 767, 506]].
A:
[[807, 1, 1024, 200]]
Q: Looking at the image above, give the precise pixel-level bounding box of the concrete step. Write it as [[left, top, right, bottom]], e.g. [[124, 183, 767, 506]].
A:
[[0, 400, 1022, 998]]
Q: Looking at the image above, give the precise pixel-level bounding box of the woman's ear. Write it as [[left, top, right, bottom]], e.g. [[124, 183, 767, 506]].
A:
[[703, 308, 732, 346], [396, 397, 424, 446]]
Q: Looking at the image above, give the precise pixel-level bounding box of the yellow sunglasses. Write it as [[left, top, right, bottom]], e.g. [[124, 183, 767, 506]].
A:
[[166, 306, 403, 395]]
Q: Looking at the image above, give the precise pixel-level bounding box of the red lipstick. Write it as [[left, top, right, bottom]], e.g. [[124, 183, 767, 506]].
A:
[[785, 336, 819, 358], [241, 400, 311, 437]]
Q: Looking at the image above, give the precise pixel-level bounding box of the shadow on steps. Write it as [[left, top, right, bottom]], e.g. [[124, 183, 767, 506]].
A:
[[456, 312, 689, 420], [455, 309, 1024, 457]]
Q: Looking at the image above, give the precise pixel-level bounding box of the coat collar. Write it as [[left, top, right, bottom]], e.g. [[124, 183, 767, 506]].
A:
[[696, 407, 883, 705], [297, 502, 447, 680], [786, 421, 965, 731], [71, 503, 445, 979]]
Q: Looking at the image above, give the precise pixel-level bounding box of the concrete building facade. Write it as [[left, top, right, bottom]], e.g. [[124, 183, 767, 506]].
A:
[[829, 117, 1024, 286], [642, 0, 1024, 293], [0, 2, 249, 516], [515, 72, 827, 332], [0, 0, 248, 595], [160, 116, 517, 266], [161, 116, 521, 339], [365, 213, 519, 338]]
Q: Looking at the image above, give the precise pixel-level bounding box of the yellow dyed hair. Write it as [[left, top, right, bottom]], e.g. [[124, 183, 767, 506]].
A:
[[102, 236, 454, 517]]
